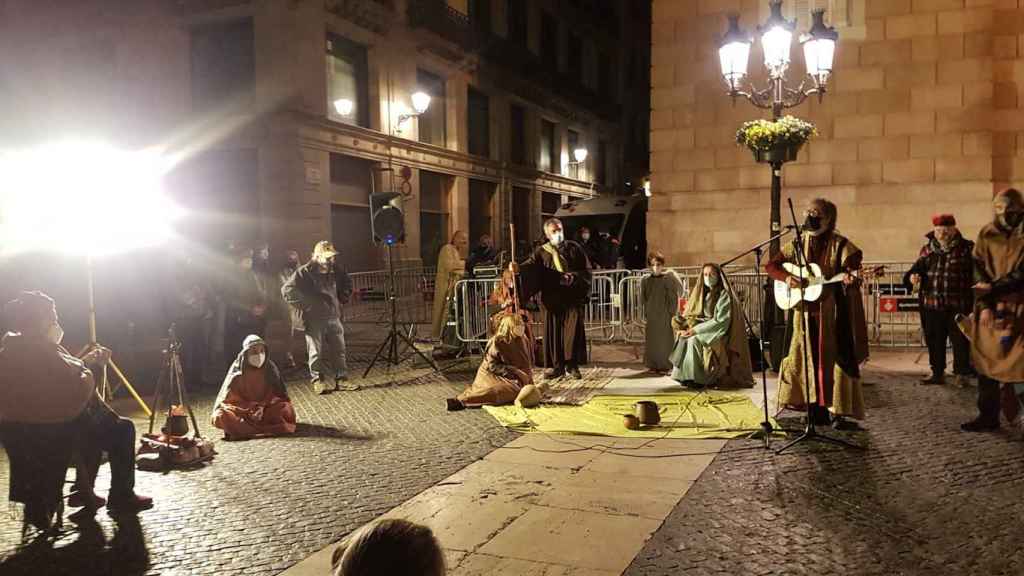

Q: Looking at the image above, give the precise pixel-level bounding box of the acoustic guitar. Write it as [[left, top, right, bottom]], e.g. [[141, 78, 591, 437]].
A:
[[774, 263, 885, 310]]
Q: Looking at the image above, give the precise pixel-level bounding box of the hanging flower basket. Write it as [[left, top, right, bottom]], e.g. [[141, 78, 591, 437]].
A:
[[736, 116, 817, 165]]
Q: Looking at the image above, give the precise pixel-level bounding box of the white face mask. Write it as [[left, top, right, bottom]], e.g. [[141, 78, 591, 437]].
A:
[[241, 257, 254, 269], [247, 352, 266, 368], [581, 233, 590, 241], [549, 231, 564, 246], [46, 323, 64, 345], [703, 274, 718, 289]]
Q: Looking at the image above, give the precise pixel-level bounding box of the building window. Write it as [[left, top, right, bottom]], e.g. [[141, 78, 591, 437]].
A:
[[469, 179, 495, 248], [539, 119, 557, 173], [509, 104, 526, 166], [190, 18, 254, 111], [540, 12, 559, 72], [420, 171, 451, 266], [596, 139, 607, 186], [468, 87, 490, 157], [567, 33, 583, 86], [469, 0, 492, 38], [417, 69, 446, 146], [326, 33, 369, 127], [507, 0, 527, 46], [567, 130, 580, 179], [512, 186, 531, 255]]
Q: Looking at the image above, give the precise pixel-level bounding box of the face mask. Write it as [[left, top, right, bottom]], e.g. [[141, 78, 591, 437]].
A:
[[704, 275, 718, 289], [803, 215, 822, 232], [241, 257, 253, 269], [581, 233, 590, 241], [258, 248, 269, 260], [999, 211, 1024, 229], [247, 352, 266, 368], [46, 323, 64, 345], [287, 258, 299, 268], [549, 231, 564, 246]]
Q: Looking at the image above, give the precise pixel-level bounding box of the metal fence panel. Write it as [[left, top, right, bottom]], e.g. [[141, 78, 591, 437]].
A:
[[347, 267, 435, 326]]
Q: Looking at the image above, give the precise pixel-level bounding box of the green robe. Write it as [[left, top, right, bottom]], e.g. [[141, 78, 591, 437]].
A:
[[669, 288, 731, 385]]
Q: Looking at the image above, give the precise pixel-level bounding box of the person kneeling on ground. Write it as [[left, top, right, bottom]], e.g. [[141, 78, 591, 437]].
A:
[[669, 264, 753, 389], [447, 308, 536, 411], [332, 518, 446, 576], [212, 334, 296, 440], [0, 291, 153, 517]]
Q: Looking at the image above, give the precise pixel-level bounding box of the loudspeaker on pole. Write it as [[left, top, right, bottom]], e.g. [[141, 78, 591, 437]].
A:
[[370, 192, 405, 245]]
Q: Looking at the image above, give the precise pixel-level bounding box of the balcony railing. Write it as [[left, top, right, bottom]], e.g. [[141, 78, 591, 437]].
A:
[[407, 0, 480, 52]]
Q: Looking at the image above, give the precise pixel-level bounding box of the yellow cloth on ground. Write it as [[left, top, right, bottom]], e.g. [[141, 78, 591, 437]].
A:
[[483, 391, 774, 439]]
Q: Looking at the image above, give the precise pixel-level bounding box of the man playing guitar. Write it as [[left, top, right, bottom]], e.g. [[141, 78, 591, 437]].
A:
[[766, 198, 870, 431]]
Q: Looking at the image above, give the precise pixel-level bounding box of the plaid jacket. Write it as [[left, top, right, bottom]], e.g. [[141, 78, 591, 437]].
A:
[[903, 232, 975, 312]]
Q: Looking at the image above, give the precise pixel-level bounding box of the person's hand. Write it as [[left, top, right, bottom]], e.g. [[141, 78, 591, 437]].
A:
[[980, 307, 994, 327], [786, 275, 805, 289], [561, 273, 577, 286], [508, 262, 520, 274], [909, 273, 921, 286], [842, 272, 857, 287], [973, 282, 992, 297], [85, 346, 112, 366], [678, 328, 694, 338]]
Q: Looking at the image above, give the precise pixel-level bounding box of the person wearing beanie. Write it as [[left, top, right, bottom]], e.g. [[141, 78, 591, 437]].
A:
[[903, 213, 975, 386]]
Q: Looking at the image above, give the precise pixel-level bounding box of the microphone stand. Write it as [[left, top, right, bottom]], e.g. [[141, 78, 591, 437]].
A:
[[775, 199, 863, 454], [719, 227, 796, 450]]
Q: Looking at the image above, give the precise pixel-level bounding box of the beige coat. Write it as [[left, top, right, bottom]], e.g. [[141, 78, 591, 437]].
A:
[[431, 243, 465, 339]]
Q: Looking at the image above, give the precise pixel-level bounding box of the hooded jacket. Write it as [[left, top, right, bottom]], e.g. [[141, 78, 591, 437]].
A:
[[0, 332, 96, 424], [281, 260, 352, 329], [211, 335, 288, 425]]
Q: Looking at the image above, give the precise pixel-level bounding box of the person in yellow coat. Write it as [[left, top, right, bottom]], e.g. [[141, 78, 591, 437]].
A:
[[431, 230, 468, 340]]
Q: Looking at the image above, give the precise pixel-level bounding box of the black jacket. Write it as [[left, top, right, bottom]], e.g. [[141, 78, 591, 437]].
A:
[[280, 260, 352, 329]]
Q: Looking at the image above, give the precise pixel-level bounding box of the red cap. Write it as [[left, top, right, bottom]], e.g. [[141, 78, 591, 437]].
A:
[[932, 213, 956, 227]]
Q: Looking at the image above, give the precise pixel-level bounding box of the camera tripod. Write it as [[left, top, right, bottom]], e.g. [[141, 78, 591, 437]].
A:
[[364, 243, 440, 377]]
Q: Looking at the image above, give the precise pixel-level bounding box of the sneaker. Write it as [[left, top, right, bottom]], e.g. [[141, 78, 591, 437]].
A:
[[312, 379, 332, 395], [445, 398, 465, 412], [68, 491, 106, 510], [567, 366, 582, 380], [960, 418, 999, 432], [543, 367, 565, 380], [107, 493, 154, 514], [920, 374, 945, 385], [334, 375, 360, 392]]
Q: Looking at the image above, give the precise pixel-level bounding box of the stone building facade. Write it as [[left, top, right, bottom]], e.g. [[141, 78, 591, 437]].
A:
[[650, 0, 1024, 265], [1, 0, 648, 271]]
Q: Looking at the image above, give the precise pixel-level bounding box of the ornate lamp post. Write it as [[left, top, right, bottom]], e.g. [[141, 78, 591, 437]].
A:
[[718, 1, 838, 251]]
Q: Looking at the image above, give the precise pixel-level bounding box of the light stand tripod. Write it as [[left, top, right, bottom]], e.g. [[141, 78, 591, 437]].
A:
[[775, 199, 863, 454], [364, 242, 440, 377], [78, 255, 152, 418], [718, 228, 796, 450]]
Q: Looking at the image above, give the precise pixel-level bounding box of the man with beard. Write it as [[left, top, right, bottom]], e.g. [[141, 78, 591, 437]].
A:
[[903, 214, 975, 386], [766, 198, 870, 430], [514, 218, 592, 379], [282, 241, 356, 395], [958, 188, 1024, 433]]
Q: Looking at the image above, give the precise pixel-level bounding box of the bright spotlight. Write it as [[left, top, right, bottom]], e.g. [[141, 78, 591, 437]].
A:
[[0, 141, 182, 257], [333, 98, 354, 117]]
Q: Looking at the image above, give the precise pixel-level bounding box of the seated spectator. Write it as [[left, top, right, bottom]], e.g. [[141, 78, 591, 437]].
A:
[[331, 518, 445, 576], [0, 291, 152, 519], [212, 335, 296, 440]]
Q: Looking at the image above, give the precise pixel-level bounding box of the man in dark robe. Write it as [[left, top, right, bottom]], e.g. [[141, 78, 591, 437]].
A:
[[516, 218, 592, 379]]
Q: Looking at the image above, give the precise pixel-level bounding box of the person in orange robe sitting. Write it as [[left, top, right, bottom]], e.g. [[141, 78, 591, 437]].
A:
[[212, 335, 296, 440]]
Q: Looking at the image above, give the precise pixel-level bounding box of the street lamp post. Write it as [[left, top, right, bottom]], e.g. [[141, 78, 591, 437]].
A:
[[718, 1, 838, 254]]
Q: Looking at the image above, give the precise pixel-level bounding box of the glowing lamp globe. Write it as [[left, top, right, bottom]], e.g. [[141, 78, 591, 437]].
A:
[[333, 98, 354, 117], [801, 9, 838, 87], [411, 91, 431, 115], [573, 147, 589, 163], [718, 14, 751, 91]]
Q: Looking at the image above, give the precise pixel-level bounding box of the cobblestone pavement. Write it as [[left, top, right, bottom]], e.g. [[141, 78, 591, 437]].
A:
[[0, 340, 517, 576], [624, 352, 1024, 576]]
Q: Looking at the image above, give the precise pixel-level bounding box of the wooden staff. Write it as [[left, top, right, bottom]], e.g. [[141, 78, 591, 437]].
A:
[[509, 223, 520, 315]]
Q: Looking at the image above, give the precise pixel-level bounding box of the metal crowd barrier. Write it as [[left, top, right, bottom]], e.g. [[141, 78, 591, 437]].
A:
[[346, 266, 436, 326]]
